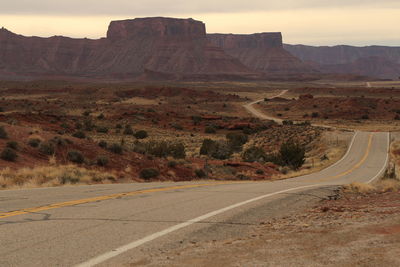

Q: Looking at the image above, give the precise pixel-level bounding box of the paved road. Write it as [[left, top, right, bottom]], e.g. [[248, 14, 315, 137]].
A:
[[0, 131, 389, 266]]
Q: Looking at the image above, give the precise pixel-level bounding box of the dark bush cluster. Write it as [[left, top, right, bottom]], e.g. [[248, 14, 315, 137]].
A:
[[140, 168, 160, 180], [0, 126, 8, 139], [28, 138, 41, 148], [67, 150, 85, 164], [6, 141, 18, 150], [72, 130, 86, 139], [39, 142, 55, 155], [96, 155, 109, 167], [1, 147, 17, 161], [200, 139, 232, 160], [108, 143, 123, 154], [134, 130, 148, 139], [134, 141, 186, 159], [123, 125, 134, 135]]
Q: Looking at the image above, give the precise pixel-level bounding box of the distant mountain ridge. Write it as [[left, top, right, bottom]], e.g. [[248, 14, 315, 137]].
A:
[[284, 44, 400, 79]]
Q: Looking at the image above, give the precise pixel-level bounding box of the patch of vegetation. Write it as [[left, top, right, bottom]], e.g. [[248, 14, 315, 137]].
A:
[[204, 126, 217, 134], [1, 147, 17, 161], [226, 133, 248, 152], [242, 146, 268, 163], [28, 138, 41, 148], [200, 139, 232, 160], [140, 168, 160, 180], [39, 142, 55, 155], [96, 126, 109, 134], [6, 141, 18, 150], [0, 126, 8, 139], [195, 169, 207, 178], [108, 143, 123, 154], [123, 125, 134, 135], [72, 130, 86, 139], [279, 140, 306, 170], [135, 141, 186, 159], [98, 140, 108, 149], [67, 150, 85, 164], [96, 155, 109, 167], [134, 130, 148, 139]]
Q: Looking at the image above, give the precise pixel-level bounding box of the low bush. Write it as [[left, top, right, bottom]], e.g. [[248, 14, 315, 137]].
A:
[[242, 146, 267, 163], [72, 131, 86, 139], [226, 133, 248, 152], [123, 125, 134, 135], [168, 160, 177, 168], [98, 140, 108, 149], [6, 141, 18, 150], [200, 139, 232, 160], [134, 130, 148, 139], [96, 155, 109, 167], [67, 150, 85, 164], [279, 140, 305, 170], [1, 148, 17, 161], [0, 126, 8, 139], [140, 168, 160, 180], [96, 126, 109, 134], [108, 143, 123, 154], [195, 169, 207, 178], [28, 138, 41, 148], [205, 126, 217, 134], [39, 142, 55, 155]]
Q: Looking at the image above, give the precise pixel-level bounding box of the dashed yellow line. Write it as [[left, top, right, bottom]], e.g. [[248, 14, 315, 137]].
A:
[[0, 182, 242, 219]]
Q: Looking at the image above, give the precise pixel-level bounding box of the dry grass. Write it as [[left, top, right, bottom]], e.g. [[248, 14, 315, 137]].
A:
[[0, 165, 116, 190], [344, 179, 400, 194]]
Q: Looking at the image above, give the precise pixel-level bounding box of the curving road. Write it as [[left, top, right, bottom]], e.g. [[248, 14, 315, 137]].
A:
[[0, 131, 390, 266]]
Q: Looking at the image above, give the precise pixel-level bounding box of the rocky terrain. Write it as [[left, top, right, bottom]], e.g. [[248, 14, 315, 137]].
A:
[[285, 44, 400, 79]]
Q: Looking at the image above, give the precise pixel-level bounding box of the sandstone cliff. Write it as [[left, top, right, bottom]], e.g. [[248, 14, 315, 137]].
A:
[[208, 33, 316, 74]]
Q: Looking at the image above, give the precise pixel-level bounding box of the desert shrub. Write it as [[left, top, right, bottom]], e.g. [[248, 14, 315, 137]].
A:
[[108, 143, 123, 154], [200, 139, 216, 156], [168, 160, 178, 168], [75, 122, 83, 130], [279, 140, 305, 170], [97, 113, 105, 120], [28, 138, 41, 148], [50, 136, 69, 146], [226, 133, 248, 152], [82, 110, 91, 116], [72, 130, 86, 139], [256, 169, 265, 175], [200, 139, 233, 159], [0, 107, 4, 112], [242, 146, 267, 163], [192, 116, 202, 125], [0, 126, 8, 139], [123, 125, 134, 135], [1, 148, 17, 161], [169, 143, 186, 159], [195, 169, 207, 178], [172, 123, 183, 130], [205, 126, 216, 134], [134, 130, 148, 139], [145, 141, 169, 158], [39, 142, 55, 155], [283, 120, 294, 125], [116, 123, 122, 129], [67, 150, 85, 164], [83, 119, 95, 131], [96, 126, 109, 134], [98, 140, 108, 149], [96, 155, 109, 167], [6, 141, 18, 150], [60, 122, 69, 129], [140, 168, 160, 180], [311, 112, 319, 118], [361, 114, 370, 120]]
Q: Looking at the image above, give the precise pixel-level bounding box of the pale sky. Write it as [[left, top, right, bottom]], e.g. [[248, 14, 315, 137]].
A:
[[1, 0, 399, 46]]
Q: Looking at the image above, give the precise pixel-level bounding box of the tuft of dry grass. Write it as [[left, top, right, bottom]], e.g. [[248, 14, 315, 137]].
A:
[[344, 179, 400, 194], [0, 165, 116, 190], [344, 182, 376, 194]]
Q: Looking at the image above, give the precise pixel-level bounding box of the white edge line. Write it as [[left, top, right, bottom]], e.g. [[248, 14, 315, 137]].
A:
[[323, 131, 358, 171], [367, 132, 390, 184], [75, 184, 320, 267]]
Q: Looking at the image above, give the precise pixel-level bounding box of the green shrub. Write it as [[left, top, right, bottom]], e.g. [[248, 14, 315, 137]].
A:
[[98, 140, 108, 149], [96, 155, 109, 167], [67, 150, 85, 164], [279, 140, 305, 170], [205, 126, 217, 134], [123, 125, 134, 135], [96, 126, 109, 134], [1, 148, 17, 161], [169, 143, 186, 159], [200, 139, 232, 160], [168, 160, 178, 168], [0, 126, 8, 139], [28, 138, 41, 148], [109, 143, 123, 154], [72, 131, 86, 139], [145, 141, 169, 158], [226, 133, 248, 152], [140, 168, 160, 180], [134, 130, 148, 139], [6, 141, 18, 150], [242, 146, 267, 163], [200, 139, 216, 156], [39, 142, 55, 155], [195, 169, 207, 178]]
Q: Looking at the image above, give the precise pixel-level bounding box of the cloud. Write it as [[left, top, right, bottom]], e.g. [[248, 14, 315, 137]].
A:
[[1, 0, 400, 16]]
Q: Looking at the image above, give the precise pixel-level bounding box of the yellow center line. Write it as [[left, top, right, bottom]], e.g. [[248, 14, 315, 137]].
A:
[[309, 133, 373, 183], [0, 182, 245, 219]]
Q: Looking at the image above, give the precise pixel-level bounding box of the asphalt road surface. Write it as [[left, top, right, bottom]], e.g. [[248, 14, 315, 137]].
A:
[[0, 131, 389, 266]]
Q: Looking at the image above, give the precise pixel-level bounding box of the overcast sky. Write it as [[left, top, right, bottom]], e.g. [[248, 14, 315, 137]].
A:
[[1, 0, 399, 46]]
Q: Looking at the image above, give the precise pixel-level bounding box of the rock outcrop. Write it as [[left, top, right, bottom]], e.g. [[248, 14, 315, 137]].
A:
[[284, 44, 400, 79], [208, 33, 316, 74], [0, 18, 255, 80]]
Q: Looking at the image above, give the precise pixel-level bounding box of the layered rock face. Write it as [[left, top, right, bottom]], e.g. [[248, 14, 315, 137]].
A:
[[0, 18, 253, 80], [208, 33, 316, 74], [284, 44, 400, 79]]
